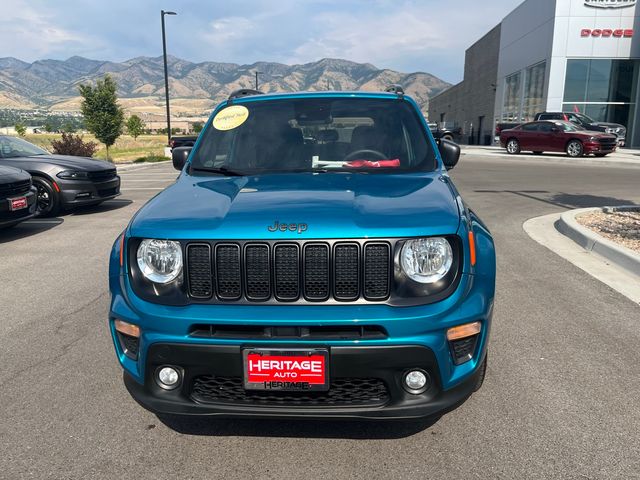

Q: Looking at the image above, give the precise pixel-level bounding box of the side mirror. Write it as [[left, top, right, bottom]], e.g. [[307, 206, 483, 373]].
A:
[[172, 146, 192, 171], [438, 139, 460, 170]]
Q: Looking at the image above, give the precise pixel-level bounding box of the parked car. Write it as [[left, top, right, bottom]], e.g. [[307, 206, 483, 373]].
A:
[[0, 135, 121, 216], [109, 88, 496, 420], [534, 112, 626, 146], [500, 120, 618, 157], [494, 122, 522, 142], [0, 165, 37, 228], [427, 122, 459, 142], [169, 135, 198, 150]]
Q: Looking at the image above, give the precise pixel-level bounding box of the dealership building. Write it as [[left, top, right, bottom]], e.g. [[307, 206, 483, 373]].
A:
[[428, 0, 640, 147]]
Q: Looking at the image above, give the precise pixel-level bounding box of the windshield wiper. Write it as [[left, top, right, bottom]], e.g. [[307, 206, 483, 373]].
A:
[[190, 166, 247, 177]]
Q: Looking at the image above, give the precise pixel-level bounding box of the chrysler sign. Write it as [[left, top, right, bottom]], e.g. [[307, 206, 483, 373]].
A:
[[584, 0, 636, 8]]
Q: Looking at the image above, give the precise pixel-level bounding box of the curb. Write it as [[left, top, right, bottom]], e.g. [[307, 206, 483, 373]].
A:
[[459, 150, 640, 168], [116, 161, 171, 172], [557, 206, 640, 277]]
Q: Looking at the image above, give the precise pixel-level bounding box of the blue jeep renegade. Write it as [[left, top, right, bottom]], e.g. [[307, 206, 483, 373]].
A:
[[109, 87, 496, 420]]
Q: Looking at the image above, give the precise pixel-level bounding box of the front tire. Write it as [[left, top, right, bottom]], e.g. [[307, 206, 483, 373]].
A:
[[566, 140, 584, 158], [441, 134, 454, 142], [506, 138, 521, 154], [33, 177, 60, 217]]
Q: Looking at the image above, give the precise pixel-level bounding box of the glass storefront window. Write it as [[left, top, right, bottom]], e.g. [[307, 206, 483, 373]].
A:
[[502, 72, 521, 121], [563, 59, 638, 144], [523, 62, 546, 121]]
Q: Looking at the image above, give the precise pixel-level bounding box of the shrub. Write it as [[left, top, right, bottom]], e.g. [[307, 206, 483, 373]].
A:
[[134, 154, 169, 163], [50, 133, 99, 157]]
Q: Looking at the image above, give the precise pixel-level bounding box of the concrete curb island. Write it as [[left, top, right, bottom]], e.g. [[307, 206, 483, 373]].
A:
[[557, 206, 640, 278]]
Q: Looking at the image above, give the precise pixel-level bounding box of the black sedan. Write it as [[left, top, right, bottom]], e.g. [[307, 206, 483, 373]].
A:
[[0, 135, 120, 216], [0, 165, 37, 228]]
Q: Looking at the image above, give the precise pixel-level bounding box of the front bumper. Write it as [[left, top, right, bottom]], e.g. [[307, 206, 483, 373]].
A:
[[123, 343, 486, 420], [0, 187, 37, 227], [110, 270, 493, 419], [584, 141, 616, 155], [58, 176, 121, 207]]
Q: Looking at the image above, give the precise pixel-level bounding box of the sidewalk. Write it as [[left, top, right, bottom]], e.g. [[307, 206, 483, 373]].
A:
[[461, 145, 640, 167]]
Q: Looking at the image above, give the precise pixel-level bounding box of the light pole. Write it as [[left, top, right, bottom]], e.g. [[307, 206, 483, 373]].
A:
[[255, 71, 263, 90], [161, 10, 177, 146]]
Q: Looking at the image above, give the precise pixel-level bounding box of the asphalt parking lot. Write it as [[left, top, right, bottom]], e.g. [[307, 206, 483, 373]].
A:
[[2, 156, 640, 479]]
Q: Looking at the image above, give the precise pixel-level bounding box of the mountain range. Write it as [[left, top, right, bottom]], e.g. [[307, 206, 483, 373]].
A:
[[0, 55, 450, 116]]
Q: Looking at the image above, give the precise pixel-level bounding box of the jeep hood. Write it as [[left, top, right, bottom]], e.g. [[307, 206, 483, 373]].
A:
[[129, 172, 460, 239]]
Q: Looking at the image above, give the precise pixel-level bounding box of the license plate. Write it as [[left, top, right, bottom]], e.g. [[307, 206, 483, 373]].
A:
[[243, 348, 329, 391], [9, 196, 27, 211]]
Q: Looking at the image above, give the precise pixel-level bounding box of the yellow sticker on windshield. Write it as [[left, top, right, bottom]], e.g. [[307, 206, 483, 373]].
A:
[[212, 105, 249, 130]]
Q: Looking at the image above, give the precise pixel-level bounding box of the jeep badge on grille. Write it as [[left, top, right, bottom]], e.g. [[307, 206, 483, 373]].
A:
[[268, 221, 308, 234]]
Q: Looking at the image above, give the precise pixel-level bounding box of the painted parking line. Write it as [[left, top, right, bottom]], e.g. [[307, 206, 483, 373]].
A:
[[120, 179, 175, 182]]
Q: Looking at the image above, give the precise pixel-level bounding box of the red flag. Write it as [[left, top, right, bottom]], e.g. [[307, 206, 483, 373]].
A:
[[573, 105, 580, 113]]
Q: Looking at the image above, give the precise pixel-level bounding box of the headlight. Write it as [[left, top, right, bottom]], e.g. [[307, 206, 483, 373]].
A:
[[401, 237, 453, 283], [137, 239, 183, 284], [57, 170, 89, 180]]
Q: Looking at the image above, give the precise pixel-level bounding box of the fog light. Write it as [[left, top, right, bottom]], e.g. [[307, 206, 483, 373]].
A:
[[157, 366, 180, 390], [403, 369, 430, 394]]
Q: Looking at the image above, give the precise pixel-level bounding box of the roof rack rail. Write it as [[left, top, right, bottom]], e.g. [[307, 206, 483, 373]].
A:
[[384, 84, 404, 95], [228, 88, 264, 101]]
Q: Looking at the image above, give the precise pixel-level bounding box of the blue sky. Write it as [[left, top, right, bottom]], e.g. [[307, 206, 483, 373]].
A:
[[1, 0, 524, 83]]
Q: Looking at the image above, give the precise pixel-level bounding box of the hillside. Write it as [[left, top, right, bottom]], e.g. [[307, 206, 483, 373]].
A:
[[0, 56, 450, 115]]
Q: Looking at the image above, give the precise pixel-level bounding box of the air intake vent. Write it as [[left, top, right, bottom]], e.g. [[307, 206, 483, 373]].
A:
[[334, 243, 359, 300], [304, 244, 330, 300], [186, 244, 212, 298], [274, 244, 300, 300], [363, 243, 391, 300], [215, 244, 242, 300], [244, 244, 270, 300]]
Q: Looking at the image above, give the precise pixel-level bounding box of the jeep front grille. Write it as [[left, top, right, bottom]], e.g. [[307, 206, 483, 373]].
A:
[[185, 240, 391, 303]]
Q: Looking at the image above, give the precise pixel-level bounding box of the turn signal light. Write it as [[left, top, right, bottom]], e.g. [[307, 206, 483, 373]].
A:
[[468, 230, 476, 266], [114, 319, 140, 338], [447, 321, 481, 341]]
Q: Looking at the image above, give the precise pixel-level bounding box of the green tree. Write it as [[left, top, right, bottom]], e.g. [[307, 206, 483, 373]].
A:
[[44, 122, 54, 133], [78, 74, 124, 161], [192, 122, 204, 134], [62, 122, 77, 133], [126, 114, 145, 140], [15, 122, 27, 137]]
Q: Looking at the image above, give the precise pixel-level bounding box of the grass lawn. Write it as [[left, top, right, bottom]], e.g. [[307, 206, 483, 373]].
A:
[[23, 133, 169, 163]]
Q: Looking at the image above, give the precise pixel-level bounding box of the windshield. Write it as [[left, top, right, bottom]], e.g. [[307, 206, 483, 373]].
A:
[[573, 113, 594, 124], [557, 121, 583, 132], [0, 135, 48, 158], [190, 97, 436, 175]]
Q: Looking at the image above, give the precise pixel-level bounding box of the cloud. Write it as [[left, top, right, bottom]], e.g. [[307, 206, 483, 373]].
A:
[[0, 0, 95, 59], [0, 0, 525, 81]]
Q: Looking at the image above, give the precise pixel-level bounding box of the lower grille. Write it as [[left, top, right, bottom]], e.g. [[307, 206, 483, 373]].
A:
[[191, 376, 389, 406], [97, 187, 118, 197]]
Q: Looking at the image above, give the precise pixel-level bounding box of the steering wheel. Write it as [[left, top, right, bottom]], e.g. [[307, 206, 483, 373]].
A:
[[343, 149, 388, 162]]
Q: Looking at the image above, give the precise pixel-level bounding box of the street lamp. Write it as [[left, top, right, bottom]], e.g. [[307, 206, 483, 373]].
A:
[[161, 10, 177, 147]]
